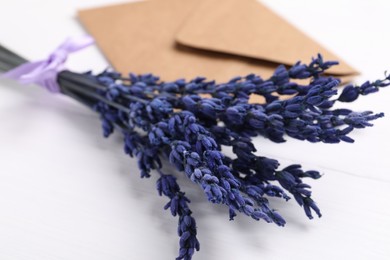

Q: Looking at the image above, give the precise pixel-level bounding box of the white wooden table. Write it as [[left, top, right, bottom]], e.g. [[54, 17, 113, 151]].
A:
[[0, 0, 389, 259]]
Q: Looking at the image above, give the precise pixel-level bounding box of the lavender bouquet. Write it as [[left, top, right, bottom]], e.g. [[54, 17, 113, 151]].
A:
[[1, 39, 389, 260]]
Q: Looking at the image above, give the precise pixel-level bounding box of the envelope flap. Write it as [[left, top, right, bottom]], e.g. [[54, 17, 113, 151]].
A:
[[176, 0, 358, 75]]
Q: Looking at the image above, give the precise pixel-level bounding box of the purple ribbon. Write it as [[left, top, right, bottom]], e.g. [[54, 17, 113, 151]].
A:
[[2, 35, 94, 93]]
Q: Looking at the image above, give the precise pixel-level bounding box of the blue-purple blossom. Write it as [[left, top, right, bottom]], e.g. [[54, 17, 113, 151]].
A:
[[61, 54, 388, 260], [157, 174, 200, 259]]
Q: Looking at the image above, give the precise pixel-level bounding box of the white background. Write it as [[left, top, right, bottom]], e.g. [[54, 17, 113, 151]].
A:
[[1, 0, 390, 259]]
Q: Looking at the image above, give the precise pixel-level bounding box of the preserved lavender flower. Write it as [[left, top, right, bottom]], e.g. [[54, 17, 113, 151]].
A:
[[59, 54, 386, 259], [2, 48, 389, 260]]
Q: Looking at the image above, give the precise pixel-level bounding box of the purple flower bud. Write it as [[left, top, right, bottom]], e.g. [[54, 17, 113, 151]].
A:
[[338, 85, 360, 102]]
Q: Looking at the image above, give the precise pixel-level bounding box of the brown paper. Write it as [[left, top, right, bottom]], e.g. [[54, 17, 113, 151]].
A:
[[78, 0, 358, 83]]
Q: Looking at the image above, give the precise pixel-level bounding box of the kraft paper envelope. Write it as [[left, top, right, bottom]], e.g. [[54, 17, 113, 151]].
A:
[[78, 0, 358, 83]]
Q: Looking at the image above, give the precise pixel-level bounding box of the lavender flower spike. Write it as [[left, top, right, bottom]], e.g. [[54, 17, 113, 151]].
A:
[[83, 56, 387, 259], [2, 45, 389, 260]]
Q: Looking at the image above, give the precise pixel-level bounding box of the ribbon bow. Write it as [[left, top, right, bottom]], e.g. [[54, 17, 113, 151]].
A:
[[2, 35, 94, 93]]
